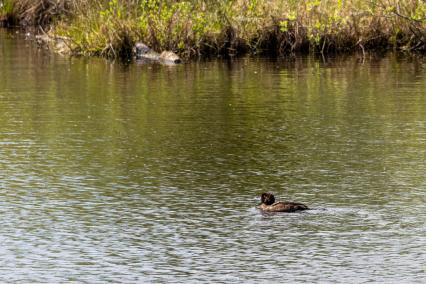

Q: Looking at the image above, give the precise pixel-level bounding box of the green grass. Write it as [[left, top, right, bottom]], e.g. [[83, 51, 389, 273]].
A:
[[2, 0, 426, 58]]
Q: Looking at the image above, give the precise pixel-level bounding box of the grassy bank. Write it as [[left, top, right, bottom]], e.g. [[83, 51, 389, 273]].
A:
[[1, 0, 425, 58]]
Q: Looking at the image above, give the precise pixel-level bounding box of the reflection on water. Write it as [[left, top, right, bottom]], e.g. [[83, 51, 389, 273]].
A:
[[0, 29, 425, 283]]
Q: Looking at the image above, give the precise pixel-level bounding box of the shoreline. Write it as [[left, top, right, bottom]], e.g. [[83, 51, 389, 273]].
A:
[[1, 1, 425, 59]]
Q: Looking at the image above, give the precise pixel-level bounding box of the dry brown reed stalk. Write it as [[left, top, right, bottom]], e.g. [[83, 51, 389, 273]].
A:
[[9, 0, 70, 26]]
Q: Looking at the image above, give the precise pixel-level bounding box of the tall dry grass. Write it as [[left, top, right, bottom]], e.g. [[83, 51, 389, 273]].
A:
[[0, 0, 73, 25]]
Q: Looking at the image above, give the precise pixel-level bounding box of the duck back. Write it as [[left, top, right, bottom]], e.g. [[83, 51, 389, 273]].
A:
[[274, 201, 309, 212]]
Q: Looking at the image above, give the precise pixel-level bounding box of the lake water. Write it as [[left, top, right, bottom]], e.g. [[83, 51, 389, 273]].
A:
[[0, 29, 425, 283]]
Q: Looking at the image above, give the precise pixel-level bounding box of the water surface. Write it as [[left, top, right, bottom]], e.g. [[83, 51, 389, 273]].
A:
[[0, 29, 425, 283]]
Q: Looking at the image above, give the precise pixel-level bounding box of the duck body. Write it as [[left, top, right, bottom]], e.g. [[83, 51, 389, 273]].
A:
[[257, 201, 309, 212], [257, 192, 309, 213]]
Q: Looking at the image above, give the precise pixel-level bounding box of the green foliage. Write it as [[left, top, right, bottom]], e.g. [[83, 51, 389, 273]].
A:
[[279, 20, 289, 32], [138, 0, 195, 49], [0, 0, 15, 15], [100, 0, 125, 20]]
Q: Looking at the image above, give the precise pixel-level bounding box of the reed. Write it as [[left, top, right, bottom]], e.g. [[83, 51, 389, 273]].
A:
[[1, 0, 425, 57]]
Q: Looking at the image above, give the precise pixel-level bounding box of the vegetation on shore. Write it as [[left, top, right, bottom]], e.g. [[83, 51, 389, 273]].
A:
[[1, 0, 425, 58]]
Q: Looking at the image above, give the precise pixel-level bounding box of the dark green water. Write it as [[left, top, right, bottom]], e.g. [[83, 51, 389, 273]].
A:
[[1, 29, 425, 283]]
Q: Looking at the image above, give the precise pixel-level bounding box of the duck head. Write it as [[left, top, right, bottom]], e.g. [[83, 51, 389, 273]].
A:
[[261, 192, 275, 205]]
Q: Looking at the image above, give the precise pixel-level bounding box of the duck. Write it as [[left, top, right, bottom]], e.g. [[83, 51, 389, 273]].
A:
[[257, 192, 309, 212]]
